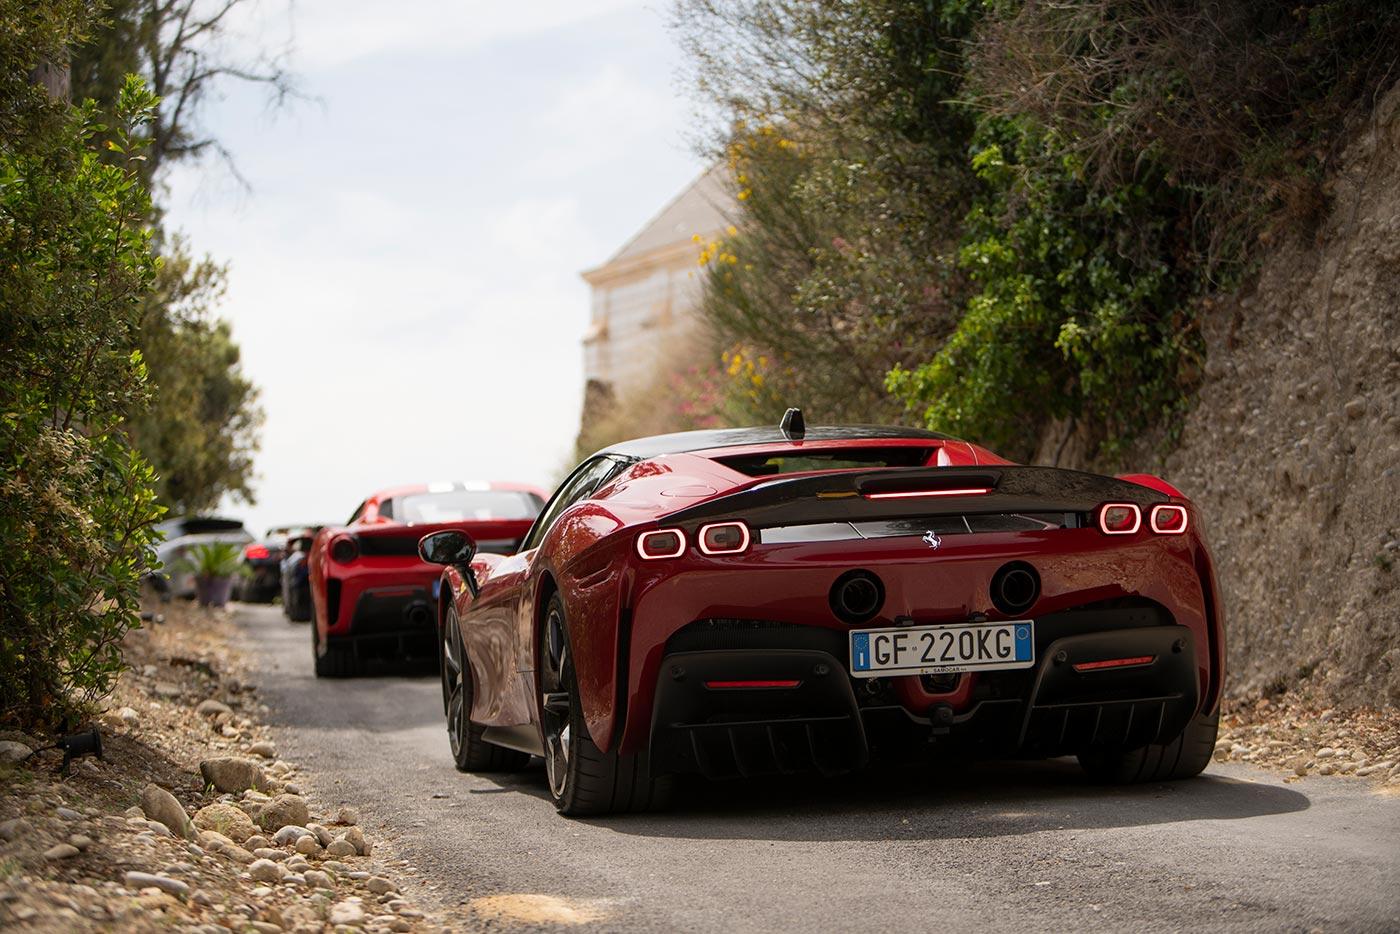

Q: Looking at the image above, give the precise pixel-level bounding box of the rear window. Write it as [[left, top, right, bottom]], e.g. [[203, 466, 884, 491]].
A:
[[715, 447, 935, 477], [397, 490, 543, 524]]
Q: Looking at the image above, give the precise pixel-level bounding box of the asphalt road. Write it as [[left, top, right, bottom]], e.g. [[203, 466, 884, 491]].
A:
[[235, 604, 1400, 933]]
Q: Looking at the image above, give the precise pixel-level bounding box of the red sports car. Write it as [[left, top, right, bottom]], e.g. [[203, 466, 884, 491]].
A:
[[419, 412, 1225, 816], [309, 481, 546, 677]]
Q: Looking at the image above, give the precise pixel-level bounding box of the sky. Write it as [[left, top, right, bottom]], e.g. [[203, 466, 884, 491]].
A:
[[162, 0, 710, 537]]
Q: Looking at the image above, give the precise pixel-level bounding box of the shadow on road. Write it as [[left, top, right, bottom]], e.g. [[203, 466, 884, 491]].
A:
[[479, 759, 1311, 842]]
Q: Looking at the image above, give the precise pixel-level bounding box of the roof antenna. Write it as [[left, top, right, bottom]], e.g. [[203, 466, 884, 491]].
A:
[[779, 407, 805, 441]]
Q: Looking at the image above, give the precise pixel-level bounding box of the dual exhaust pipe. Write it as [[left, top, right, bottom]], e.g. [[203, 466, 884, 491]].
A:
[[828, 561, 1040, 625]]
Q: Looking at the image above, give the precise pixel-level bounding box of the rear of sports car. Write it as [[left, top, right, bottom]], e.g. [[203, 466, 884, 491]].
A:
[[611, 465, 1223, 782], [318, 519, 535, 662]]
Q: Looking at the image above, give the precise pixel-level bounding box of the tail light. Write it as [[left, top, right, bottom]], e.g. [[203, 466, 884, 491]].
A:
[[1150, 504, 1189, 534], [698, 521, 750, 555], [636, 529, 686, 560], [245, 544, 270, 560], [1097, 503, 1142, 535], [329, 536, 359, 563]]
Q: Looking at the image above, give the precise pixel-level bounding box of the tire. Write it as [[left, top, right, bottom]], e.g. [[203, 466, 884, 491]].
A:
[[285, 584, 311, 623], [311, 617, 358, 678], [539, 592, 671, 816], [1078, 706, 1220, 783], [441, 608, 528, 772]]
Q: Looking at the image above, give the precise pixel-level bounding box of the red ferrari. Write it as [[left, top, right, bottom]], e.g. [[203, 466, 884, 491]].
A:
[[419, 412, 1225, 816], [308, 481, 546, 677]]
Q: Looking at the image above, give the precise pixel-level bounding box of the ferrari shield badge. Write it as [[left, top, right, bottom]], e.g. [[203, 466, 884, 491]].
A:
[[922, 530, 942, 549]]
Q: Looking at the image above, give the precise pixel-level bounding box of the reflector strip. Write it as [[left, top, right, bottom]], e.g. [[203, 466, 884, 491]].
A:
[[1072, 655, 1155, 673], [863, 487, 992, 500], [704, 680, 801, 689]]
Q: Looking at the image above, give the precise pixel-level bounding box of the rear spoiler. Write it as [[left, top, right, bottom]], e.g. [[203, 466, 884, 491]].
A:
[[660, 466, 1170, 531]]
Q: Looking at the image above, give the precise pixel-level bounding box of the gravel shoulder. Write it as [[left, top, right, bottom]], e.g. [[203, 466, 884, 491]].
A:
[[0, 600, 453, 934]]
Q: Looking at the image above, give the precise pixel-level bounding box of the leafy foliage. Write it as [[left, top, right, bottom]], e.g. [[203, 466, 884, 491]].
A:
[[66, 0, 280, 512], [0, 28, 164, 730], [677, 0, 1400, 461], [673, 0, 983, 424], [126, 242, 261, 513]]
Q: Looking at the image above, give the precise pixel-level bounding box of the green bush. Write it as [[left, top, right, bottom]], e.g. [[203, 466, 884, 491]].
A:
[[0, 42, 164, 731]]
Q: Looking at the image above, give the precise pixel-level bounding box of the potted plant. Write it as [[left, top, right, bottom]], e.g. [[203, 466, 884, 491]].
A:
[[182, 542, 245, 608]]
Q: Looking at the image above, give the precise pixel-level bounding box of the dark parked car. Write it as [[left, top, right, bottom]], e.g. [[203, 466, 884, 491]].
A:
[[420, 411, 1225, 816], [236, 529, 293, 604], [280, 526, 323, 623]]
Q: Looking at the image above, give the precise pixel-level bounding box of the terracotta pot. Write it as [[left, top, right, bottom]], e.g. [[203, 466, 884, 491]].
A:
[[194, 575, 236, 608]]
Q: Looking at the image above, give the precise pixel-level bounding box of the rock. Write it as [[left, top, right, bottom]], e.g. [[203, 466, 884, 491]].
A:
[[192, 803, 258, 843], [347, 871, 370, 881], [272, 825, 313, 846], [247, 859, 283, 884], [196, 699, 233, 719], [247, 741, 276, 759], [303, 870, 335, 889], [258, 794, 309, 832], [1344, 398, 1366, 419], [122, 805, 145, 819], [325, 839, 356, 858], [1287, 755, 1309, 777], [44, 843, 80, 860], [365, 877, 397, 895], [244, 834, 270, 850], [1316, 747, 1337, 758], [255, 848, 291, 862], [141, 784, 195, 840], [336, 807, 360, 826], [117, 707, 141, 728], [328, 901, 365, 926], [247, 923, 283, 934], [55, 807, 83, 821], [199, 757, 271, 794], [388, 920, 412, 933], [0, 740, 32, 765], [153, 681, 181, 699], [307, 823, 335, 847], [1212, 739, 1232, 756], [283, 783, 301, 796], [337, 825, 369, 856], [131, 817, 173, 838], [0, 817, 34, 841], [295, 835, 322, 856], [124, 872, 190, 897], [68, 834, 94, 850]]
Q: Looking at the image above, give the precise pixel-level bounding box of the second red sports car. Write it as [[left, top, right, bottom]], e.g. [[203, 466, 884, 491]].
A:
[[309, 481, 546, 677], [420, 411, 1225, 816]]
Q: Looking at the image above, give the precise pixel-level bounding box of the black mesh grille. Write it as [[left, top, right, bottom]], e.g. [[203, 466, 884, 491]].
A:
[[357, 536, 421, 558]]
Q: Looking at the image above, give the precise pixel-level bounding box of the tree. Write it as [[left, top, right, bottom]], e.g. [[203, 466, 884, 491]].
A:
[[127, 243, 261, 512], [671, 0, 983, 425], [71, 0, 298, 191], [65, 0, 295, 512], [0, 2, 164, 728]]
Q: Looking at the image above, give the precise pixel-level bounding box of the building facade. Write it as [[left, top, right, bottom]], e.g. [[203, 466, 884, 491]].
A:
[[579, 165, 733, 426]]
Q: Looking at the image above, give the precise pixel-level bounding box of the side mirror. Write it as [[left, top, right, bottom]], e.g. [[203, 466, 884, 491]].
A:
[[418, 530, 477, 567]]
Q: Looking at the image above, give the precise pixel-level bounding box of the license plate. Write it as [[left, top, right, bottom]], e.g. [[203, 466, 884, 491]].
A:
[[849, 620, 1035, 677]]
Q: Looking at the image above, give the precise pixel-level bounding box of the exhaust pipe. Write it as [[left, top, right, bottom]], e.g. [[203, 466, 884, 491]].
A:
[[829, 570, 885, 625], [990, 562, 1040, 616], [405, 601, 431, 627]]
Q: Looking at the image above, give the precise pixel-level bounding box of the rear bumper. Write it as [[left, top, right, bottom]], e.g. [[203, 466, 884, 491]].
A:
[[648, 624, 1199, 779], [322, 564, 440, 657]]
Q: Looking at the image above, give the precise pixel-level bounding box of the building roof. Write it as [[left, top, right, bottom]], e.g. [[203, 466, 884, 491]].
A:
[[603, 163, 734, 265]]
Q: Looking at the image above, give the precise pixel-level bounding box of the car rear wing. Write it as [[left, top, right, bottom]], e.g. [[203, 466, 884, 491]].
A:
[[659, 465, 1171, 532]]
